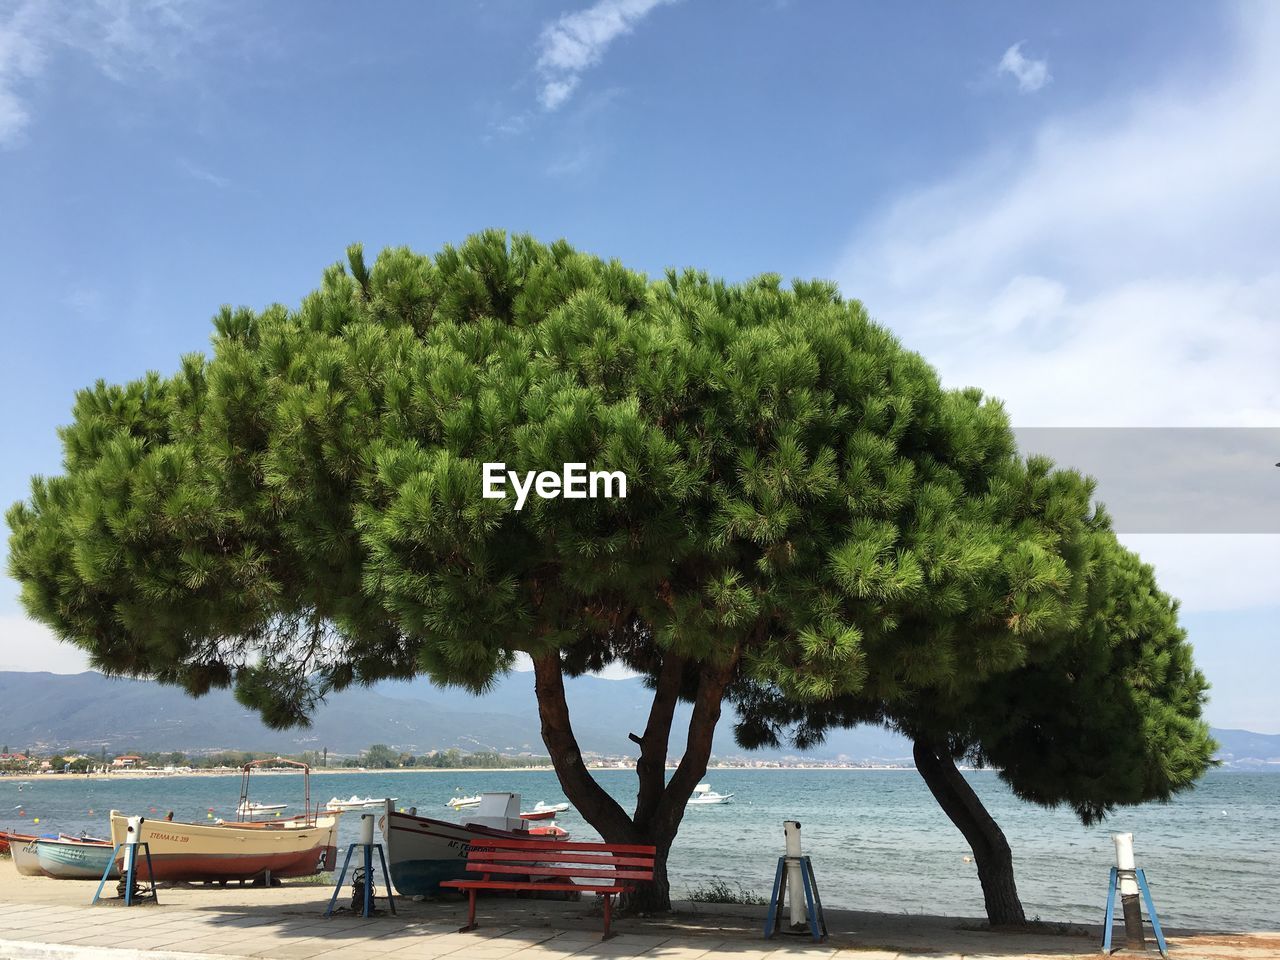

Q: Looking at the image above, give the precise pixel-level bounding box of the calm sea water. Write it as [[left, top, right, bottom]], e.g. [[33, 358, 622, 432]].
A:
[[3, 769, 1276, 931]]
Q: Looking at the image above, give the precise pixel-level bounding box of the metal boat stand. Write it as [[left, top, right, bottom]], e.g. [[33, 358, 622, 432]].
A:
[[763, 855, 827, 943], [1101, 865, 1168, 958], [325, 841, 396, 918], [92, 841, 158, 906]]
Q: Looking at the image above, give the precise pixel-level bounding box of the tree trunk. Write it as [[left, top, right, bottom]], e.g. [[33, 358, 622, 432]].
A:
[[913, 738, 1026, 927], [532, 650, 737, 914]]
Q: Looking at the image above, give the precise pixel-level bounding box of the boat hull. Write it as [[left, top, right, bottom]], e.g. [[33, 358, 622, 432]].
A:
[[36, 839, 118, 880], [381, 806, 551, 896], [10, 836, 44, 877], [109, 811, 339, 882]]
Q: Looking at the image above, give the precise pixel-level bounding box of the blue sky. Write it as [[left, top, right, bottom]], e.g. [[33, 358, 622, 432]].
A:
[[1, 1, 1276, 730]]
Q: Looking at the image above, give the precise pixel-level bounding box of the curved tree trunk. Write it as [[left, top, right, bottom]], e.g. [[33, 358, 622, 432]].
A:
[[913, 738, 1026, 927], [532, 650, 736, 914]]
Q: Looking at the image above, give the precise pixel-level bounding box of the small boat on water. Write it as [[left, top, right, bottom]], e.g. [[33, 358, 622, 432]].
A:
[[446, 794, 482, 809], [526, 822, 569, 838], [686, 783, 734, 805], [326, 795, 397, 811], [236, 801, 288, 816], [383, 793, 565, 896], [519, 801, 570, 820], [36, 836, 118, 880]]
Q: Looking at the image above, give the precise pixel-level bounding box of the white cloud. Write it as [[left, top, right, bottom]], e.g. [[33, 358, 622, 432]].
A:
[[835, 5, 1280, 430], [997, 41, 1050, 93], [0, 0, 205, 146], [0, 1, 44, 144], [0, 614, 91, 673], [178, 157, 229, 188], [1118, 535, 1280, 613], [536, 0, 675, 111], [832, 5, 1280, 614]]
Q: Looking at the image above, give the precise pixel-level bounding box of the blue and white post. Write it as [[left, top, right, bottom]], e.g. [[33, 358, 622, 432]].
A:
[[764, 820, 827, 942], [1101, 832, 1168, 958]]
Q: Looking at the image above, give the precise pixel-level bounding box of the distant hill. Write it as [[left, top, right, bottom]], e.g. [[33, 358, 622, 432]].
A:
[[0, 670, 1273, 769]]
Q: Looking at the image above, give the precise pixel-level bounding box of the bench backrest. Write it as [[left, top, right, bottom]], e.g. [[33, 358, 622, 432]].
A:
[[464, 837, 656, 886]]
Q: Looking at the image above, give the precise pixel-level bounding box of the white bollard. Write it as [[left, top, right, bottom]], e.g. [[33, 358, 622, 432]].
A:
[[360, 813, 375, 846], [1113, 833, 1139, 894], [784, 820, 806, 927], [123, 815, 142, 877], [1112, 832, 1146, 947]]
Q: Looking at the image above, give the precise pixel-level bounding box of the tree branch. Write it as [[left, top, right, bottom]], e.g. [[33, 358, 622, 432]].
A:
[[650, 648, 740, 837], [532, 652, 636, 841], [633, 652, 686, 829]]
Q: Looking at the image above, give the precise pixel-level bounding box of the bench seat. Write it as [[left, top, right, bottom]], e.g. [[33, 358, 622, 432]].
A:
[[441, 836, 657, 939]]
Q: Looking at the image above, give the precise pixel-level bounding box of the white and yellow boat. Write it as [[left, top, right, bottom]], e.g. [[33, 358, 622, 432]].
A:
[[108, 809, 340, 882]]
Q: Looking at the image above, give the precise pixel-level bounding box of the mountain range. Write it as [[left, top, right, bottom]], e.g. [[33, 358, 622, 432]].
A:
[[0, 670, 1275, 770]]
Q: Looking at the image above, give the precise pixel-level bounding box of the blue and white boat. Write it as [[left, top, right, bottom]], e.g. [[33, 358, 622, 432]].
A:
[[35, 836, 119, 880], [381, 794, 562, 896]]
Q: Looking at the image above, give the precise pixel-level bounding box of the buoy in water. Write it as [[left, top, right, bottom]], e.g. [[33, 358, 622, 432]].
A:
[[33, 818, 39, 824]]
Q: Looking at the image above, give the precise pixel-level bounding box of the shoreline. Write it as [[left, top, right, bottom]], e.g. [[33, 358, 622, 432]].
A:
[[6, 763, 923, 781]]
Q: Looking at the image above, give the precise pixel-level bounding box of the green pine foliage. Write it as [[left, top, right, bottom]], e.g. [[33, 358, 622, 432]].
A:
[[732, 519, 1216, 821], [8, 231, 1145, 752]]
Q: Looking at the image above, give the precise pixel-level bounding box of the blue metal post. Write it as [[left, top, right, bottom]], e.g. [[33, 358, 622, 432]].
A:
[[797, 856, 827, 943], [1136, 869, 1169, 960], [763, 856, 826, 943], [91, 843, 122, 905], [363, 842, 373, 917], [803, 857, 828, 941], [326, 842, 394, 918], [1101, 865, 1118, 954], [92, 841, 157, 906], [763, 857, 787, 938], [376, 844, 397, 915], [324, 843, 358, 918]]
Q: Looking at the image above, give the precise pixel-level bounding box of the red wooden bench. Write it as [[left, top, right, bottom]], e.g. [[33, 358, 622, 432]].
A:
[[440, 836, 657, 940]]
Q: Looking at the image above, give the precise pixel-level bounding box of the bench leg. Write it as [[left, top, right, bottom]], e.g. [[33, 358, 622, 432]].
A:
[[459, 888, 478, 933], [602, 892, 615, 941]]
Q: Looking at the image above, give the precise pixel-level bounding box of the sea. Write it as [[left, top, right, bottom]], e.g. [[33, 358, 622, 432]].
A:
[[3, 768, 1277, 931]]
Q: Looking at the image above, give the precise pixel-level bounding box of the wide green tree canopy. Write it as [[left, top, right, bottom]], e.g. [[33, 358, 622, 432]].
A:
[[8, 232, 1089, 716], [10, 231, 1123, 907]]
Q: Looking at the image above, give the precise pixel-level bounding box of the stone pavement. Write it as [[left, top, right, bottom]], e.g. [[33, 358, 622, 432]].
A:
[[0, 873, 1276, 960]]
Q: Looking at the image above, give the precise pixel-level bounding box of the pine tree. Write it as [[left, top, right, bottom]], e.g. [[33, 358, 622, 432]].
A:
[[733, 521, 1214, 926], [9, 231, 1127, 910]]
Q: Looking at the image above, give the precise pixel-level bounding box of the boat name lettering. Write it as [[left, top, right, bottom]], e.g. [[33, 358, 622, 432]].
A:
[[149, 832, 189, 843]]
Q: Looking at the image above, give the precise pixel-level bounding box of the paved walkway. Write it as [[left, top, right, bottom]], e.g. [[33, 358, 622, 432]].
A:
[[0, 874, 1276, 960]]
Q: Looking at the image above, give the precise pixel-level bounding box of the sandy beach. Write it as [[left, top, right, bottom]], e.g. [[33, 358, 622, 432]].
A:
[[0, 860, 1276, 959]]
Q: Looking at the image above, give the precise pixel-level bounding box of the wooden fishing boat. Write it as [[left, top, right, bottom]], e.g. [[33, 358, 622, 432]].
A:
[[109, 810, 340, 881], [108, 757, 339, 882], [381, 793, 565, 896], [0, 829, 33, 856], [8, 834, 44, 876], [35, 836, 118, 880]]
